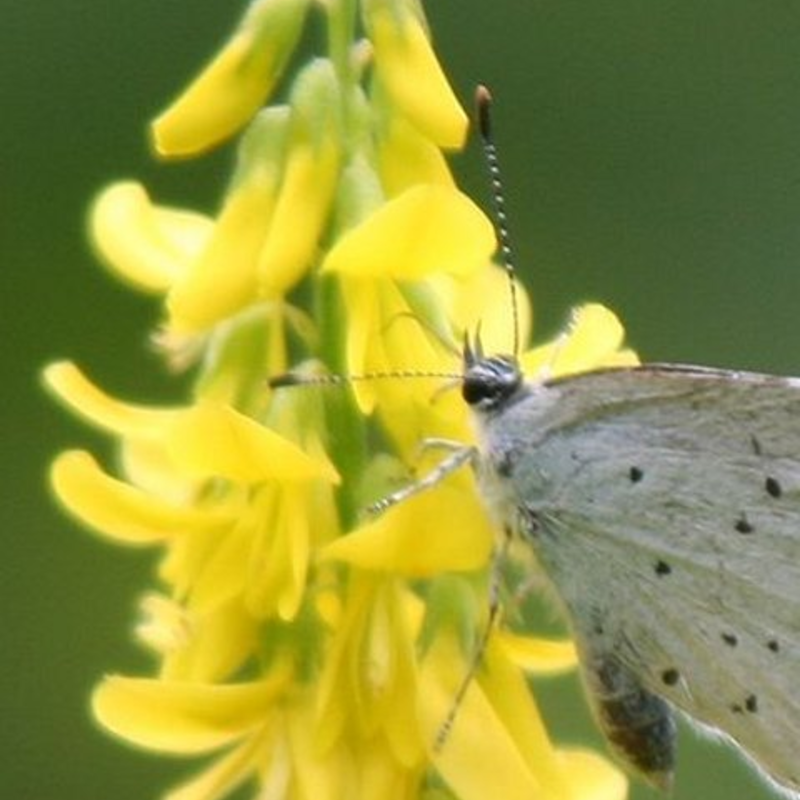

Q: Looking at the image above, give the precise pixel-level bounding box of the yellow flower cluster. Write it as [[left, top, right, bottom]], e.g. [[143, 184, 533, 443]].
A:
[[46, 2, 637, 799]]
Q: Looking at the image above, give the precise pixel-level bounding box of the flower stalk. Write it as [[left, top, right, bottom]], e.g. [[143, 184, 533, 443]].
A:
[[47, 2, 636, 798]]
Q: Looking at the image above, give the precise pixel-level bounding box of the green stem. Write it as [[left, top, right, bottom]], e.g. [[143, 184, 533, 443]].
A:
[[326, 0, 358, 97], [315, 273, 368, 530]]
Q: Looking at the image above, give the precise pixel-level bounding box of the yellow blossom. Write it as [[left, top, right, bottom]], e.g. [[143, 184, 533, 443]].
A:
[[323, 473, 494, 575], [152, 0, 311, 156], [257, 59, 342, 298], [167, 107, 290, 332], [90, 181, 213, 292], [315, 575, 424, 764], [365, 0, 468, 148], [50, 450, 227, 546], [93, 669, 292, 753], [48, 2, 636, 799], [377, 115, 456, 196], [322, 185, 494, 280]]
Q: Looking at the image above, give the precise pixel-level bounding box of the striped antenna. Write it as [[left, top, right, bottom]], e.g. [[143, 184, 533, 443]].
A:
[[268, 368, 460, 389], [475, 85, 520, 357]]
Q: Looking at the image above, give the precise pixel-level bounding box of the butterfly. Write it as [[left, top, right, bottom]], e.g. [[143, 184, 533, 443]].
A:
[[461, 341, 800, 795]]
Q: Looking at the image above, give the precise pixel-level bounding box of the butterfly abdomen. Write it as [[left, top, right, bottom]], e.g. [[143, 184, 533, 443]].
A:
[[583, 650, 677, 790]]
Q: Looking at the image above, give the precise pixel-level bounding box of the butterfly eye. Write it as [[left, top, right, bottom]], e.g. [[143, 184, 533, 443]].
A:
[[462, 373, 496, 405], [462, 355, 522, 410]]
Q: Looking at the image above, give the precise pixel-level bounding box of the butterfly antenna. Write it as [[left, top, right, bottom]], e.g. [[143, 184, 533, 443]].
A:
[[268, 368, 460, 389], [475, 85, 520, 358]]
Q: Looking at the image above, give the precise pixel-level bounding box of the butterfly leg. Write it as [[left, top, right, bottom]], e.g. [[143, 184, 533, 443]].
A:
[[434, 524, 513, 751], [414, 437, 473, 458], [366, 444, 476, 515]]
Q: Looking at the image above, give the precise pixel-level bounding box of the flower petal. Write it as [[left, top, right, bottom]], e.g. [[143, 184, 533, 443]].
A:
[[556, 749, 628, 800], [257, 139, 339, 297], [377, 116, 455, 196], [168, 177, 275, 332], [120, 437, 199, 504], [323, 185, 494, 280], [164, 735, 267, 800], [245, 484, 312, 621], [286, 693, 347, 800], [522, 304, 639, 378], [90, 182, 212, 292], [498, 632, 577, 676], [433, 264, 532, 358], [50, 450, 229, 545], [323, 477, 492, 575], [420, 638, 543, 800], [43, 361, 175, 438], [157, 599, 259, 684], [92, 672, 289, 754], [151, 0, 310, 156], [164, 401, 339, 484], [368, 6, 467, 148]]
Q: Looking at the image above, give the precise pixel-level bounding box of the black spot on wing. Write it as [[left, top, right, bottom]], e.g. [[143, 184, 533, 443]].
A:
[[496, 452, 514, 477], [654, 560, 672, 577], [730, 694, 759, 715], [589, 609, 605, 638], [629, 466, 644, 483], [765, 476, 782, 498], [661, 668, 680, 686], [767, 639, 780, 653], [721, 632, 738, 648], [734, 514, 753, 534]]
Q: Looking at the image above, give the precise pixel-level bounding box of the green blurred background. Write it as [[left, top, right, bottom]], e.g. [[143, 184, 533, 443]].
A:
[[6, 1, 800, 797]]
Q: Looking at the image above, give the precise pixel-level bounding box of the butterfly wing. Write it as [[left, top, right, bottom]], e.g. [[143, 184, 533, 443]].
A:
[[477, 365, 800, 794]]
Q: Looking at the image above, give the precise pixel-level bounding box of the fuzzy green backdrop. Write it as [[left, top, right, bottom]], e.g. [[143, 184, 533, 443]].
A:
[[6, 2, 800, 798]]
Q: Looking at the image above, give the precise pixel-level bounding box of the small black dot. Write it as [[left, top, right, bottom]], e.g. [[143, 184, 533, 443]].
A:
[[661, 668, 680, 686], [767, 639, 780, 653], [721, 632, 739, 648], [654, 560, 672, 577], [765, 477, 782, 498], [745, 694, 758, 713], [734, 515, 754, 534], [496, 455, 514, 477], [590, 610, 605, 637], [629, 466, 644, 483]]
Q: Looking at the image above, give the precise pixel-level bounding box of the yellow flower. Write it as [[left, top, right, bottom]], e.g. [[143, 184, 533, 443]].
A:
[[365, 0, 468, 148], [152, 0, 311, 157], [90, 181, 214, 293], [49, 2, 635, 799], [167, 107, 290, 332], [256, 59, 342, 299]]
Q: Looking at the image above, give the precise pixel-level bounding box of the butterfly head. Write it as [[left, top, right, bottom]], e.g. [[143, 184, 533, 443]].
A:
[[462, 332, 523, 413]]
